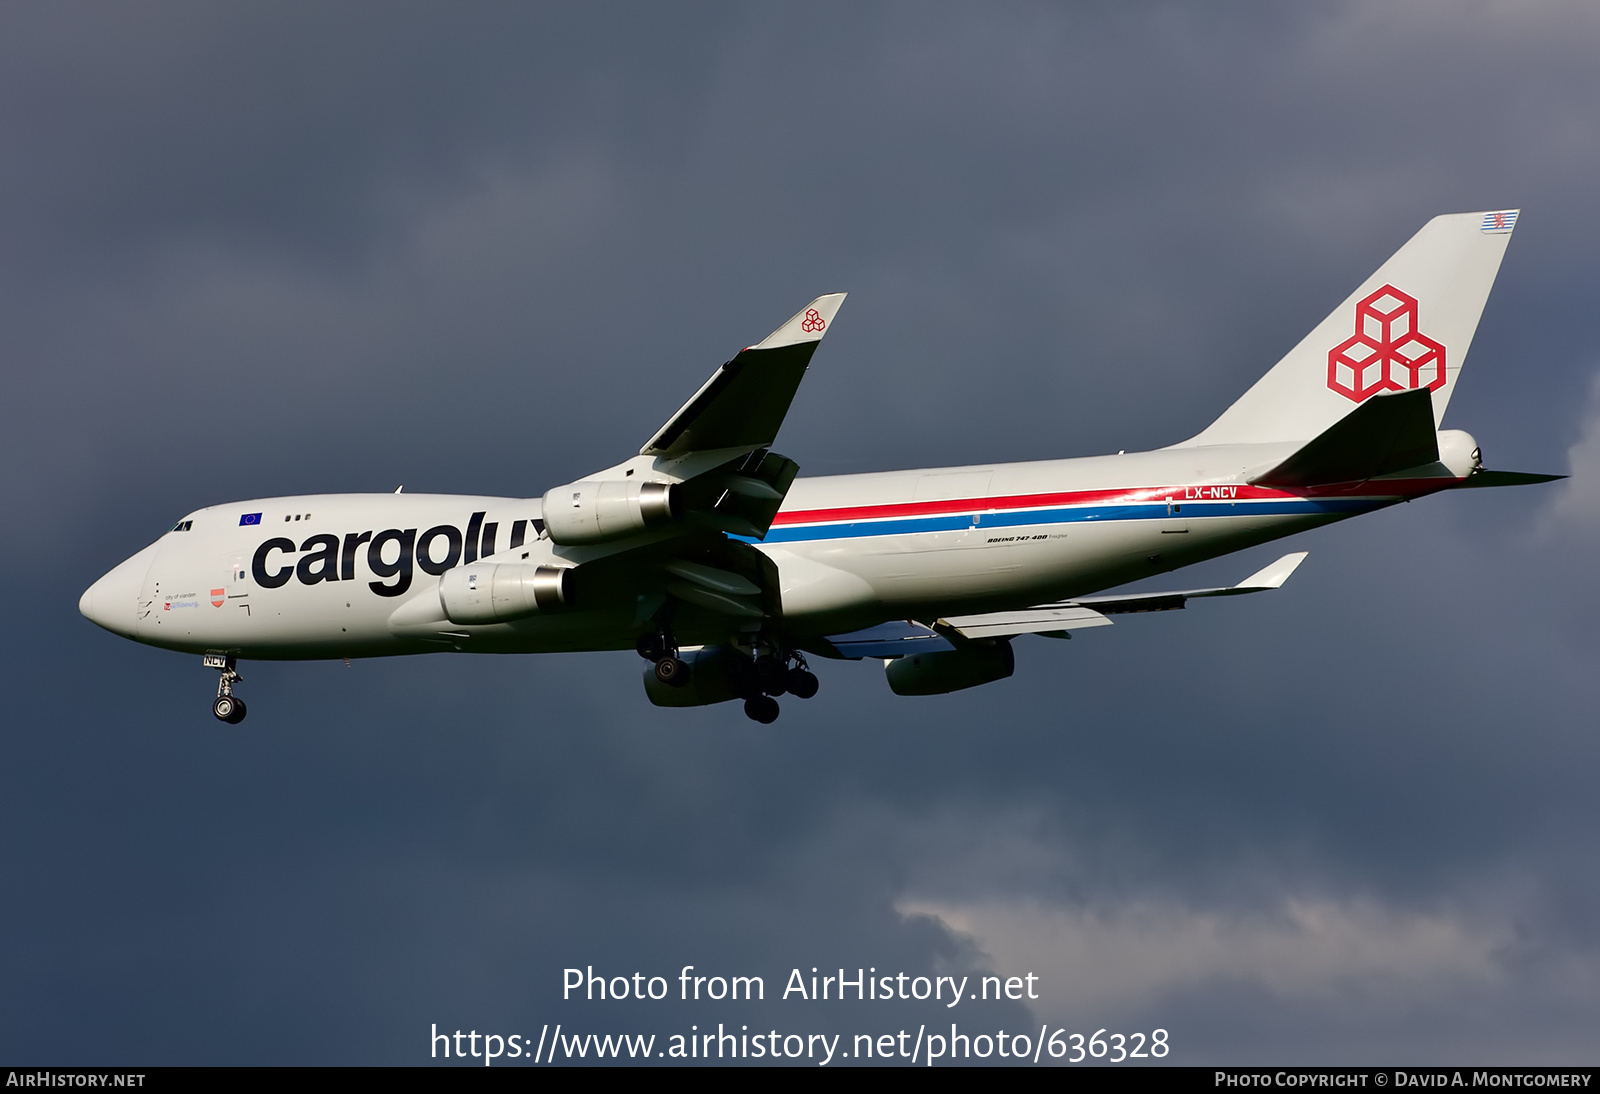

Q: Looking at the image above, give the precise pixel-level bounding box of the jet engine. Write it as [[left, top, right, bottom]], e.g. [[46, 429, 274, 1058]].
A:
[[885, 641, 1014, 696], [439, 563, 572, 624], [542, 479, 679, 545], [642, 646, 741, 707]]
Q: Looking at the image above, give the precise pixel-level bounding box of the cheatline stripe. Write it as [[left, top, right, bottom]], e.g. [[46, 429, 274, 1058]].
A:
[[747, 495, 1389, 545], [769, 480, 1446, 528]]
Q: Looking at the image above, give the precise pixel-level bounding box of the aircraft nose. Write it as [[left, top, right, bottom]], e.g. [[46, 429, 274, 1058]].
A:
[[81, 542, 159, 638]]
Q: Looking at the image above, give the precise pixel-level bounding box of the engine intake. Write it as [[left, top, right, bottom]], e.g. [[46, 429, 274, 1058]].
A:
[[642, 647, 740, 708], [542, 479, 678, 545], [439, 563, 572, 624]]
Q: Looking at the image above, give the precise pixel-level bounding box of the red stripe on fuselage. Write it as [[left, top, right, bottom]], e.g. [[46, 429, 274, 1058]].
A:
[[770, 478, 1458, 527]]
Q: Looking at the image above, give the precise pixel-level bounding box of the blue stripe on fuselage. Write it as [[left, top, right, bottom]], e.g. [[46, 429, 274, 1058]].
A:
[[748, 497, 1386, 544]]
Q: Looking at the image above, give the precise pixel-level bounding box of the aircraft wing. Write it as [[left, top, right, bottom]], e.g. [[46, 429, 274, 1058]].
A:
[[548, 293, 846, 548], [1073, 551, 1309, 614], [936, 552, 1309, 639], [533, 295, 847, 630], [642, 293, 847, 459]]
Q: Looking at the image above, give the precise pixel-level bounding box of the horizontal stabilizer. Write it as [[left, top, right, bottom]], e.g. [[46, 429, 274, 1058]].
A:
[[822, 620, 954, 659], [642, 293, 846, 458], [1455, 469, 1565, 489], [1252, 388, 1438, 488]]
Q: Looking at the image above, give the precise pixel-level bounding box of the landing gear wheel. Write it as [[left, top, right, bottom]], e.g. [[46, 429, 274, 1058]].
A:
[[205, 654, 246, 723], [654, 656, 692, 688], [744, 695, 780, 724], [786, 668, 819, 699]]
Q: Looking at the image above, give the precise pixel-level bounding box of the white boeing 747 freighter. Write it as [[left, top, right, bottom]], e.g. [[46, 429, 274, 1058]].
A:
[[81, 210, 1556, 723]]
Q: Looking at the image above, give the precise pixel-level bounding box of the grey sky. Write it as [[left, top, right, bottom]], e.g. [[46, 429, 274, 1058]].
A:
[[2, 0, 1598, 1064]]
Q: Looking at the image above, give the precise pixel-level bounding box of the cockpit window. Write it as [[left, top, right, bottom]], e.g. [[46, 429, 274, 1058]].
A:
[[170, 519, 194, 532]]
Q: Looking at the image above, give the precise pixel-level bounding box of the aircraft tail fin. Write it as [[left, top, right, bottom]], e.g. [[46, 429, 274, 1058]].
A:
[[1177, 210, 1519, 448]]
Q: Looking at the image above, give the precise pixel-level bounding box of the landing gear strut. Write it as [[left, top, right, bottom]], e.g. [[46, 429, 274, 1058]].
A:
[[204, 653, 247, 724], [636, 630, 691, 688]]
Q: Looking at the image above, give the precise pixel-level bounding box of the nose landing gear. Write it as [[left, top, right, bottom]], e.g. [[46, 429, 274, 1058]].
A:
[[204, 654, 247, 724]]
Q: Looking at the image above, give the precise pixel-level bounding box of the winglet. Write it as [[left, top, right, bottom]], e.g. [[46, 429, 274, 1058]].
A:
[[1235, 551, 1309, 591], [750, 293, 847, 350], [641, 293, 847, 458]]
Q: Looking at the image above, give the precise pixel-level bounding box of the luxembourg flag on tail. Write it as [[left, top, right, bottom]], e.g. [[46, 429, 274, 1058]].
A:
[[1480, 209, 1518, 233]]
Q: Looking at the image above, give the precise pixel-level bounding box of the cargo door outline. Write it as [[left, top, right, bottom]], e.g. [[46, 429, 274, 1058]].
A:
[[1160, 494, 1189, 534], [226, 554, 251, 616]]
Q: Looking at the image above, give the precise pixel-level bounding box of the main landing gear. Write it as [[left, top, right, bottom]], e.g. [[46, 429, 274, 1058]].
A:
[[635, 628, 821, 723], [204, 653, 247, 724], [737, 649, 820, 724]]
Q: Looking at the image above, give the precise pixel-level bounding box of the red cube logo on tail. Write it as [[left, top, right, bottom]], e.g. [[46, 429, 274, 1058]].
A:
[[1327, 285, 1446, 402]]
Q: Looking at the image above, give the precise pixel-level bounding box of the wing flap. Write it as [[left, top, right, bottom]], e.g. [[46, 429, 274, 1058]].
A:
[[821, 621, 955, 659], [678, 449, 801, 541], [663, 559, 762, 597], [940, 605, 1113, 639]]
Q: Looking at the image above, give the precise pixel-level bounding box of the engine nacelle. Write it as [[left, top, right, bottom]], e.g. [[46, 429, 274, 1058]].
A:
[[542, 479, 678, 545], [642, 646, 741, 708], [885, 641, 1014, 696], [439, 563, 572, 624]]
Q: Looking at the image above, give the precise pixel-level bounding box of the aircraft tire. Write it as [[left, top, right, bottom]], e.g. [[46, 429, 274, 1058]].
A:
[[226, 699, 248, 724], [654, 656, 691, 688], [213, 695, 245, 723], [744, 695, 780, 724], [787, 669, 819, 699]]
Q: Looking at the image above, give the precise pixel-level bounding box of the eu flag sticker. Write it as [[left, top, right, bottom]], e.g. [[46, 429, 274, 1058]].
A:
[[239, 513, 262, 526]]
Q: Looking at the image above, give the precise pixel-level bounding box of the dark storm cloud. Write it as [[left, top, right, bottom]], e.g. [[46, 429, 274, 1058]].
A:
[[3, 0, 1599, 1064]]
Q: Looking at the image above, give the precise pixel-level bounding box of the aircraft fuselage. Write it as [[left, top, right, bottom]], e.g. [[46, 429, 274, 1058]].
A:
[[80, 439, 1467, 662]]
